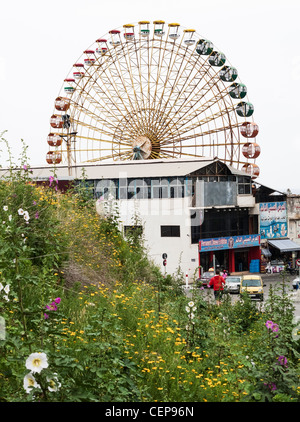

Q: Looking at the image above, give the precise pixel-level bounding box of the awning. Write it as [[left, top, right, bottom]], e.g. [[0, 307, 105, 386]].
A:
[[268, 239, 300, 252], [261, 248, 272, 257]]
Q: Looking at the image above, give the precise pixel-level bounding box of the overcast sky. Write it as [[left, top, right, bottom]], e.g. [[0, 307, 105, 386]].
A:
[[0, 0, 299, 193]]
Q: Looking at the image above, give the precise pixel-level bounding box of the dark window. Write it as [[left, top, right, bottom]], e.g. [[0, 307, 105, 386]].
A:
[[124, 225, 143, 237], [191, 208, 249, 243], [161, 225, 180, 237]]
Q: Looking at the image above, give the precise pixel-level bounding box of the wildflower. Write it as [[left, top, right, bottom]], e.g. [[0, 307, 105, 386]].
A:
[[46, 302, 57, 311], [277, 355, 288, 367], [0, 283, 10, 301], [188, 301, 195, 307], [49, 176, 54, 186], [264, 382, 277, 391], [35, 212, 39, 219], [25, 352, 48, 374], [44, 313, 49, 320], [265, 320, 274, 330], [54, 297, 61, 304], [272, 323, 279, 333], [47, 373, 61, 392], [23, 211, 30, 222], [33, 200, 37, 205], [23, 372, 40, 393], [8, 215, 12, 221], [18, 208, 24, 215], [3, 206, 8, 211]]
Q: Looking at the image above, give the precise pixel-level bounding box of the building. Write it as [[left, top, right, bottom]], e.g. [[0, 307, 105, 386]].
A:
[[287, 194, 300, 246], [254, 185, 300, 271], [0, 157, 263, 281], [3, 157, 299, 278]]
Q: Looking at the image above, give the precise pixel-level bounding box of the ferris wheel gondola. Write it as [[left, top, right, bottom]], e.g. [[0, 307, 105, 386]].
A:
[[47, 20, 261, 178]]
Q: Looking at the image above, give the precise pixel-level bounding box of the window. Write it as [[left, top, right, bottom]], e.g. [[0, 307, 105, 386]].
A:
[[237, 176, 252, 195], [161, 225, 180, 237], [124, 225, 143, 237]]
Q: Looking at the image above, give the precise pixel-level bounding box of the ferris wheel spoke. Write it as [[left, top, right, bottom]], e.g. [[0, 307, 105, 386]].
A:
[[154, 48, 212, 127]]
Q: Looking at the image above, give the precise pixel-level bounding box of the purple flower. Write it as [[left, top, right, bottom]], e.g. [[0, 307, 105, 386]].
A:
[[44, 313, 49, 320], [46, 302, 57, 311], [277, 355, 288, 367], [23, 165, 28, 171], [33, 201, 37, 205], [265, 320, 279, 333], [35, 212, 39, 219], [264, 382, 277, 391], [49, 176, 54, 186], [54, 297, 61, 304]]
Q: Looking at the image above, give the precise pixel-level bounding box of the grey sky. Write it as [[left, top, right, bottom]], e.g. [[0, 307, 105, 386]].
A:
[[0, 0, 299, 193]]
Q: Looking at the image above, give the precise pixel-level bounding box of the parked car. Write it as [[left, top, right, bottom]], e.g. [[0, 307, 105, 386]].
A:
[[240, 274, 265, 301], [196, 271, 215, 287], [225, 275, 242, 293], [292, 277, 300, 290]]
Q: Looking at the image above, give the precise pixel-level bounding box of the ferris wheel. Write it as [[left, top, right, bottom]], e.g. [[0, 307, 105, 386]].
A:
[[47, 20, 261, 178]]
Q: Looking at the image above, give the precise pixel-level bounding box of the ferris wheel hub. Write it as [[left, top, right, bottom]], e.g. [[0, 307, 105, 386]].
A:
[[132, 136, 152, 160]]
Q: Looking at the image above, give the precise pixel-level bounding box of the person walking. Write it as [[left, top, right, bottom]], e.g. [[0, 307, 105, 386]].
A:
[[209, 270, 226, 306]]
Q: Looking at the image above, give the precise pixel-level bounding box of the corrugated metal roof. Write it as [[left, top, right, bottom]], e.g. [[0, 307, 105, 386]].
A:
[[0, 157, 249, 180], [268, 239, 300, 252]]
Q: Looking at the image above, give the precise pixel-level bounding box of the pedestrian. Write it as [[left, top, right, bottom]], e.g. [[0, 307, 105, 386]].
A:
[[209, 270, 226, 306]]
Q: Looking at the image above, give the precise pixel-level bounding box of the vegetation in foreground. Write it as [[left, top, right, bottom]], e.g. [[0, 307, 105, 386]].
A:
[[0, 136, 299, 402]]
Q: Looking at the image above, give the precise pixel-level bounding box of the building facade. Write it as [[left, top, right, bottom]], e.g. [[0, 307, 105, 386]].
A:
[[4, 158, 299, 279], [7, 157, 259, 281]]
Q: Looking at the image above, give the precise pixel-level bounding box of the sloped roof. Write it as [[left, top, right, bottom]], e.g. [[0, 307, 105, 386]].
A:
[[0, 157, 250, 180]]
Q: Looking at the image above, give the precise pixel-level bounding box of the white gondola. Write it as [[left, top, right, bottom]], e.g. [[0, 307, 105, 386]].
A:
[[124, 32, 135, 41], [184, 39, 195, 46], [154, 29, 165, 37], [73, 72, 84, 79], [169, 33, 180, 40], [96, 47, 107, 55], [140, 29, 150, 37], [84, 58, 95, 66]]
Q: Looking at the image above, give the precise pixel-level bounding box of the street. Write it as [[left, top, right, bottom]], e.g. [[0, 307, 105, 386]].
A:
[[186, 271, 300, 317]]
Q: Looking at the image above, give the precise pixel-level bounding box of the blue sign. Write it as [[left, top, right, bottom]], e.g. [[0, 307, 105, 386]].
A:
[[259, 202, 287, 239], [199, 234, 260, 252]]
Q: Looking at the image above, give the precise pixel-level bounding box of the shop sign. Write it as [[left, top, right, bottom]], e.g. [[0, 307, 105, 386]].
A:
[[199, 234, 260, 252], [259, 202, 287, 239]]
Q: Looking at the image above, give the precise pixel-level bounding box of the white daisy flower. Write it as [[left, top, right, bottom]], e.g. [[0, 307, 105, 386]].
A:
[[18, 208, 24, 215], [3, 206, 8, 211], [25, 352, 49, 374], [23, 372, 40, 393], [47, 373, 61, 392], [188, 301, 194, 307], [185, 306, 190, 313]]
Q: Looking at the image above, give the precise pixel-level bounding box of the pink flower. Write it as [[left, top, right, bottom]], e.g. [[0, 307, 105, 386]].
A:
[[49, 176, 54, 186], [44, 313, 49, 320], [265, 320, 274, 330], [54, 297, 61, 304], [46, 302, 57, 311], [35, 212, 39, 219]]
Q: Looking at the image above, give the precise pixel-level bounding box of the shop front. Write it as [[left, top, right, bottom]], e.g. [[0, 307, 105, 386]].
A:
[[199, 234, 261, 274]]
